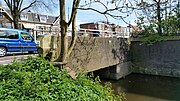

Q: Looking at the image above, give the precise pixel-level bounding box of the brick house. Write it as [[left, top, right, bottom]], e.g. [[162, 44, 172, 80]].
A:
[[80, 21, 140, 38], [19, 11, 60, 36], [0, 6, 60, 36], [79, 21, 116, 37], [0, 7, 13, 28]]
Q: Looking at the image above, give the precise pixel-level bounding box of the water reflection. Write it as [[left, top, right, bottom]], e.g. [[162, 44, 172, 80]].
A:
[[103, 73, 180, 101]]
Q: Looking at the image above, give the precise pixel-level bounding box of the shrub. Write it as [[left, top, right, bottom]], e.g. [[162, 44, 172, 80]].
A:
[[0, 57, 123, 101], [143, 34, 163, 45]]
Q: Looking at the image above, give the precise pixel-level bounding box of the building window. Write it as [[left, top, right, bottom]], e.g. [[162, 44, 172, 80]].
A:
[[40, 16, 47, 23], [6, 23, 12, 28], [35, 14, 38, 18], [36, 26, 40, 30], [47, 27, 51, 31], [0, 23, 2, 28], [21, 14, 28, 20], [0, 11, 2, 18]]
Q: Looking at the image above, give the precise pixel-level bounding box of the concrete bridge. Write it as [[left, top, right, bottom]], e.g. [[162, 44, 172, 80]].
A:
[[38, 35, 180, 79]]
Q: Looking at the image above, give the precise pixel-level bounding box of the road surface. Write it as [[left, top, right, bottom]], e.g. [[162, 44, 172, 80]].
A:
[[0, 52, 37, 65]]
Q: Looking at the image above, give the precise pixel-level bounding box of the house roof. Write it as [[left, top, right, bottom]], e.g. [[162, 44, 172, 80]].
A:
[[0, 7, 13, 21], [80, 22, 96, 26], [52, 16, 60, 26], [20, 12, 57, 25], [128, 24, 140, 30], [0, 7, 58, 25]]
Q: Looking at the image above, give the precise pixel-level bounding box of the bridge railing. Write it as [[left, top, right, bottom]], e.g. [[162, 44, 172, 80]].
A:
[[35, 28, 132, 43], [76, 28, 131, 38]]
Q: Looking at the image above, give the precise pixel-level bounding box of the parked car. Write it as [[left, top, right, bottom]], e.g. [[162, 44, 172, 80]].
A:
[[0, 28, 37, 56]]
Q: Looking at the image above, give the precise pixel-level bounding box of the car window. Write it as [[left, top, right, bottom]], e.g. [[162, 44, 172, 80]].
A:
[[0, 30, 19, 39], [21, 32, 32, 40]]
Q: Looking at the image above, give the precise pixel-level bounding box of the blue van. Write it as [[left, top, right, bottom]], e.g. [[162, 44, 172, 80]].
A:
[[0, 28, 37, 56]]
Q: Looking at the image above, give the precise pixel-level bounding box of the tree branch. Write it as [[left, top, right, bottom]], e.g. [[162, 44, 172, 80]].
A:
[[20, 0, 36, 12], [68, 0, 77, 26], [4, 0, 12, 11], [81, 0, 108, 11], [153, 0, 158, 3], [68, 0, 80, 26], [78, 7, 129, 24], [18, 0, 24, 11], [68, 15, 77, 56]]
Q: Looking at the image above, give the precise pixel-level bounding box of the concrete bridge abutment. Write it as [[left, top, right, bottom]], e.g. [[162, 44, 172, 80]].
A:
[[93, 62, 132, 80]]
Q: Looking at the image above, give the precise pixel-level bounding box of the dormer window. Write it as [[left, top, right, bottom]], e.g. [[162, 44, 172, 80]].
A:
[[21, 14, 28, 20], [0, 9, 2, 18], [40, 16, 47, 23], [35, 14, 38, 18]]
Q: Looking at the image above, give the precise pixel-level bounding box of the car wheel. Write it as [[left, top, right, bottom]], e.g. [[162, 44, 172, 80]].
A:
[[0, 47, 7, 56]]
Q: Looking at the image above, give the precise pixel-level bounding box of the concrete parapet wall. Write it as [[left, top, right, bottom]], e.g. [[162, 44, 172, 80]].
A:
[[131, 40, 180, 77], [39, 35, 131, 75], [69, 37, 130, 72], [37, 35, 59, 58]]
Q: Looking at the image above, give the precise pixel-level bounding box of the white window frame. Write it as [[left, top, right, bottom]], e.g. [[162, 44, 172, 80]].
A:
[[40, 16, 47, 23], [21, 14, 28, 20]]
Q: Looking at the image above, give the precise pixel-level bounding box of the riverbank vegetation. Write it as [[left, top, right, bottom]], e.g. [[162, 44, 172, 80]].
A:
[[131, 0, 179, 45], [0, 57, 124, 101], [132, 35, 180, 45]]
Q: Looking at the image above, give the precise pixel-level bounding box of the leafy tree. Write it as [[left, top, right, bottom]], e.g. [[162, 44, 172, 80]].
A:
[[161, 1, 180, 35], [135, 0, 178, 36]]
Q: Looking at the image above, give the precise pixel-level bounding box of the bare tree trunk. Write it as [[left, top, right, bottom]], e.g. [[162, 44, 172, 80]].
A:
[[157, 0, 162, 35], [12, 8, 20, 29], [67, 0, 80, 56], [58, 0, 80, 63], [13, 19, 19, 29], [68, 13, 77, 57], [59, 0, 68, 63]]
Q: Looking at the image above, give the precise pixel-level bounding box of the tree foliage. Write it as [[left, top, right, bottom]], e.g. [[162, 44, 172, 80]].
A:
[[161, 2, 180, 36], [135, 0, 179, 36]]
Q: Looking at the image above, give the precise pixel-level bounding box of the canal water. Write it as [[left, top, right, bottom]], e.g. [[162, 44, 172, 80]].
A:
[[103, 73, 180, 101]]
